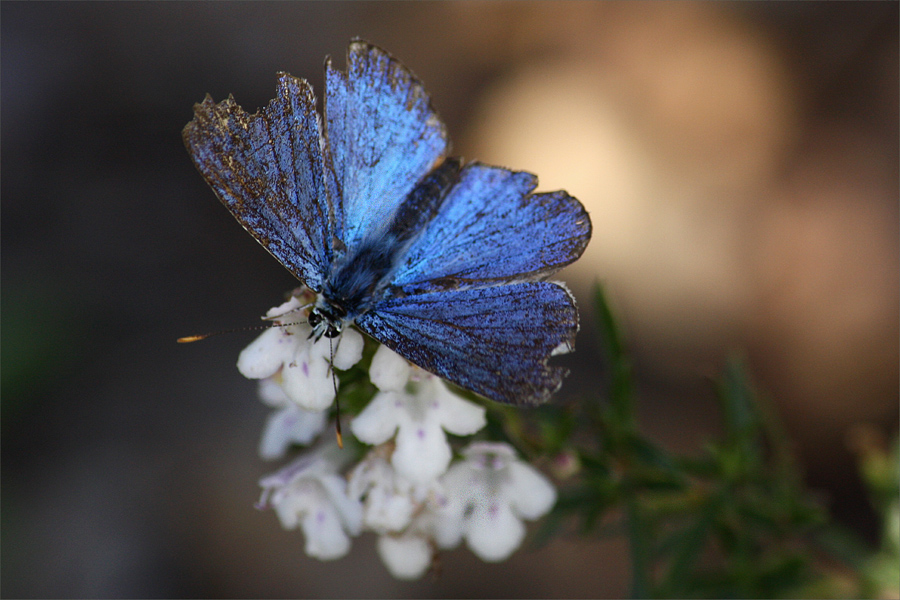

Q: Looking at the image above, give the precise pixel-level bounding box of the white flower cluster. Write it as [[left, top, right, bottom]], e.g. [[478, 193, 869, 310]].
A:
[[240, 295, 558, 579]]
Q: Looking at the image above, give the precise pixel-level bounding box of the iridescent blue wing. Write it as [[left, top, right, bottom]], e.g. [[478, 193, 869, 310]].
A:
[[324, 41, 449, 253], [357, 162, 591, 405], [183, 74, 335, 291], [390, 163, 591, 294], [356, 282, 578, 406]]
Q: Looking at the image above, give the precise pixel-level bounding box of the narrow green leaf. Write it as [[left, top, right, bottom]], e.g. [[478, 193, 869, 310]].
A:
[[593, 282, 636, 427], [660, 496, 720, 595], [626, 496, 653, 598], [717, 354, 759, 439]]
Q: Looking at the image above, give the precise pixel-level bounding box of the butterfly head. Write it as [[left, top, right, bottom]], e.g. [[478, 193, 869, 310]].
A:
[[307, 303, 345, 340]]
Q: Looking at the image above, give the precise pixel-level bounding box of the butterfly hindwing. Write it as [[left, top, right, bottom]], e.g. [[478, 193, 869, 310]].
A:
[[324, 41, 449, 253], [360, 161, 590, 405], [357, 281, 578, 406], [390, 163, 592, 295], [183, 74, 334, 290]]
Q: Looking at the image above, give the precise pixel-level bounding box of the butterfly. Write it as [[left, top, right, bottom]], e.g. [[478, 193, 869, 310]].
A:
[[182, 40, 591, 406]]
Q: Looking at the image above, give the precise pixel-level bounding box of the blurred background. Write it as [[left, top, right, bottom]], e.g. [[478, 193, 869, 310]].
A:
[[2, 2, 897, 597]]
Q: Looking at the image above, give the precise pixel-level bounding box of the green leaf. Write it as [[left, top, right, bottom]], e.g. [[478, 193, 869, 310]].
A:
[[626, 496, 653, 598], [659, 497, 720, 596], [716, 355, 761, 451], [593, 282, 635, 428]]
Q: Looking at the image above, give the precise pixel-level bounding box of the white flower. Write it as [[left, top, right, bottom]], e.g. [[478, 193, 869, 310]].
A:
[[237, 296, 363, 411], [350, 346, 486, 484], [347, 448, 417, 534], [257, 444, 362, 560], [346, 445, 449, 579], [434, 442, 556, 562], [372, 484, 474, 580], [375, 493, 447, 580], [257, 377, 328, 459]]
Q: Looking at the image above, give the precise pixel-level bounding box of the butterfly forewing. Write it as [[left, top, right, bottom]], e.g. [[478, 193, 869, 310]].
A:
[[324, 41, 449, 253], [389, 162, 592, 296], [183, 75, 334, 290]]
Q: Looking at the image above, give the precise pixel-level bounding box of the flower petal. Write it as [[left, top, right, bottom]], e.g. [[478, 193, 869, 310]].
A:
[[350, 391, 402, 445], [332, 328, 364, 370], [259, 405, 328, 460], [301, 502, 353, 560], [439, 460, 479, 506], [431, 497, 465, 550], [319, 473, 363, 536], [392, 421, 452, 484], [377, 534, 432, 580], [281, 352, 335, 411], [258, 376, 290, 407], [461, 441, 516, 468], [237, 327, 294, 379], [265, 295, 305, 321], [431, 381, 486, 436], [464, 500, 525, 562], [272, 478, 318, 530], [347, 453, 417, 533], [507, 462, 557, 520], [365, 487, 416, 533], [369, 345, 412, 391]]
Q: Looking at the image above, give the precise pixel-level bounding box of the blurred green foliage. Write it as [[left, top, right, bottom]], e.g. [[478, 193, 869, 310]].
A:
[[482, 283, 898, 599]]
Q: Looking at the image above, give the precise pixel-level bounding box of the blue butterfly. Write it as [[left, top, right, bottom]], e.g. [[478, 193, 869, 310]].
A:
[[183, 40, 591, 406]]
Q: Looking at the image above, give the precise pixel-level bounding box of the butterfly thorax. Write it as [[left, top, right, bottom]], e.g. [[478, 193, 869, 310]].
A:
[[310, 158, 464, 341], [312, 236, 405, 338]]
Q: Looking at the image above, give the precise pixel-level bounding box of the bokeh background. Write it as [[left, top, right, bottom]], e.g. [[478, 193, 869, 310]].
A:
[[2, 2, 897, 597]]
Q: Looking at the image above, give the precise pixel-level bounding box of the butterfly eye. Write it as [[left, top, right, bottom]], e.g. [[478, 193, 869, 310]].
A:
[[307, 310, 323, 328], [324, 325, 341, 339]]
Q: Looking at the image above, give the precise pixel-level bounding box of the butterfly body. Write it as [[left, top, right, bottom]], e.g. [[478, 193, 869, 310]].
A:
[[184, 41, 591, 405], [310, 157, 463, 340]]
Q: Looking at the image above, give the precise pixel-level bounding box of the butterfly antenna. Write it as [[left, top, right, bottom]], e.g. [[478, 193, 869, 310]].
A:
[[330, 336, 344, 449], [262, 301, 314, 321], [177, 321, 302, 343]]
